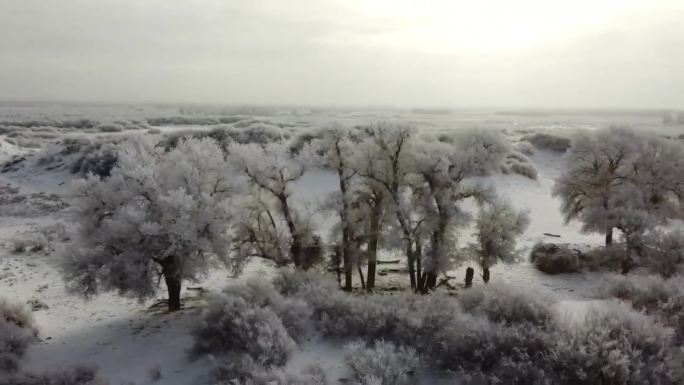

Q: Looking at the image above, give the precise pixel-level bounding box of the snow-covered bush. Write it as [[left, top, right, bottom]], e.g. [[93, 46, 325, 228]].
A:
[[552, 301, 679, 385], [346, 340, 421, 385], [502, 154, 538, 179], [581, 245, 626, 271], [522, 132, 571, 152], [438, 300, 682, 384], [514, 141, 535, 155], [639, 229, 684, 277], [10, 232, 47, 254], [529, 243, 580, 274], [288, 129, 325, 156], [210, 355, 326, 385], [69, 142, 118, 178], [291, 280, 460, 350], [4, 365, 106, 385], [60, 136, 234, 311], [190, 296, 296, 367], [436, 317, 556, 383], [272, 269, 338, 296], [0, 299, 37, 373], [459, 283, 556, 328], [222, 279, 313, 340], [601, 274, 684, 341], [96, 123, 124, 133]]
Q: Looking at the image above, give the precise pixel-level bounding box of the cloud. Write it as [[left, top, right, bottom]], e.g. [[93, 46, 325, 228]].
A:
[[0, 0, 682, 108]]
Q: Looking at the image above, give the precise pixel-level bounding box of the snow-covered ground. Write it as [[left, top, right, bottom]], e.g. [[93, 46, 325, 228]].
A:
[[1, 105, 682, 384]]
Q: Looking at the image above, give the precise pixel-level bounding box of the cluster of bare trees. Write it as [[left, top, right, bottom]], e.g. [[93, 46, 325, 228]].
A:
[[230, 124, 530, 293], [60, 123, 535, 310]]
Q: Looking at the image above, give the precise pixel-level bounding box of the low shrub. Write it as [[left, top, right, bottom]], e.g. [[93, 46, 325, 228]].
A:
[[69, 142, 118, 178], [529, 243, 581, 274], [210, 355, 327, 385], [190, 296, 296, 367], [522, 132, 572, 152], [96, 124, 123, 133], [222, 279, 313, 340], [459, 283, 556, 328], [601, 274, 684, 341], [502, 152, 538, 179], [514, 141, 535, 155], [551, 301, 679, 385], [4, 365, 106, 385], [638, 230, 684, 277], [581, 245, 625, 271], [346, 340, 421, 385], [0, 299, 38, 373], [207, 272, 684, 385]]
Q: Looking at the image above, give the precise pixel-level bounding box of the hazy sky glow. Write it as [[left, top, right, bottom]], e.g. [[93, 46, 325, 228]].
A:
[[1, 0, 683, 108]]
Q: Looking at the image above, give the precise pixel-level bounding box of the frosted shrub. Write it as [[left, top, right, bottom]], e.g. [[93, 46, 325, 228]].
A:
[[514, 141, 535, 155], [190, 296, 296, 367], [70, 142, 118, 178], [346, 340, 421, 385], [522, 132, 571, 152], [5, 365, 106, 385], [529, 243, 580, 274], [581, 245, 625, 271], [601, 274, 684, 341], [639, 230, 684, 277], [272, 269, 338, 296], [211, 355, 327, 385], [293, 282, 460, 351], [0, 299, 38, 373], [222, 279, 313, 340], [96, 123, 124, 133], [501, 152, 538, 179], [436, 318, 556, 383], [459, 283, 556, 328], [552, 301, 680, 385]]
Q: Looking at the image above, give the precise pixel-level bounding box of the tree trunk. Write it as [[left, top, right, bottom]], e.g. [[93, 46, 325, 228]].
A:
[[278, 194, 302, 269], [366, 196, 382, 291], [161, 257, 182, 312], [366, 258, 376, 292], [165, 273, 182, 311], [357, 265, 366, 290], [415, 239, 422, 290], [419, 271, 437, 294], [482, 267, 490, 284], [605, 227, 613, 246], [465, 267, 474, 288], [406, 242, 416, 290]]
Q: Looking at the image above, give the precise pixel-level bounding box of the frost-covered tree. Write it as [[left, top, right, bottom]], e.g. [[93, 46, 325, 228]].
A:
[[61, 137, 234, 311], [553, 128, 638, 245], [554, 127, 684, 250], [466, 198, 530, 283], [231, 143, 320, 270], [410, 133, 503, 292], [355, 124, 420, 288], [309, 127, 361, 291]]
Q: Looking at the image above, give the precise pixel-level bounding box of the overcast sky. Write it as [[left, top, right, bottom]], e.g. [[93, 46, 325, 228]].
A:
[[1, 0, 683, 109]]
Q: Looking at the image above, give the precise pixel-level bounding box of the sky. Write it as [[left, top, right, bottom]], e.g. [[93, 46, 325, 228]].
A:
[[1, 0, 683, 109]]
